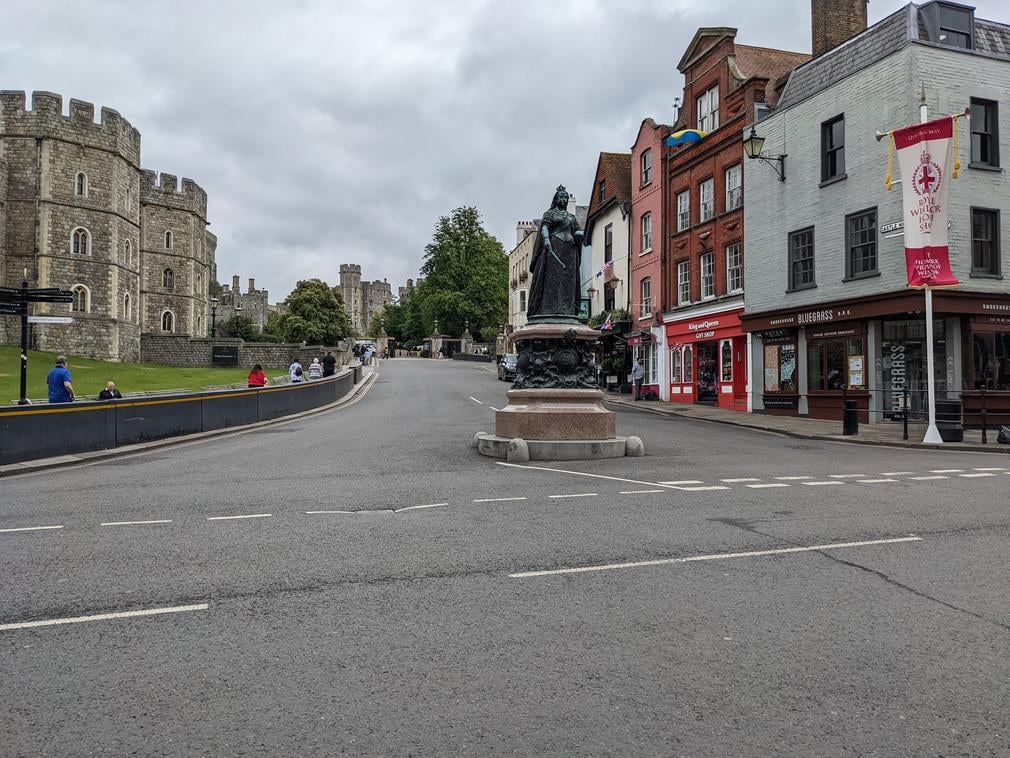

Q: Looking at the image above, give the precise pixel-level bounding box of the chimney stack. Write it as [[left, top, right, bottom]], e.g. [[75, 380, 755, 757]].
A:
[[811, 0, 867, 57], [232, 274, 240, 291], [248, 277, 256, 293]]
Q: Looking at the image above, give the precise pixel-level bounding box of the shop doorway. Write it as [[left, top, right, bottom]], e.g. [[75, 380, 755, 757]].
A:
[[882, 319, 946, 420], [696, 341, 718, 404]]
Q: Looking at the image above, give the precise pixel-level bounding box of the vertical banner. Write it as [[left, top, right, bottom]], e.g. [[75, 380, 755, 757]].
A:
[[893, 117, 960, 288]]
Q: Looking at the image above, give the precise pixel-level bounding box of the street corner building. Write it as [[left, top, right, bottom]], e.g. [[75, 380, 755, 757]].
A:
[[0, 90, 217, 362], [741, 1, 1010, 425]]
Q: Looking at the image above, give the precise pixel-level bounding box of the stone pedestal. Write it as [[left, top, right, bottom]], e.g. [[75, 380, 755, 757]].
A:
[[496, 389, 614, 440]]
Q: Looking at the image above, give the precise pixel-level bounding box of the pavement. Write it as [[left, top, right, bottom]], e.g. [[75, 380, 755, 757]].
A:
[[1, 358, 1008, 756]]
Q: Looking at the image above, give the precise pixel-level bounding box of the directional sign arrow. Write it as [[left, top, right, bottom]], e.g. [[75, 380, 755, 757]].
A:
[[28, 315, 75, 325]]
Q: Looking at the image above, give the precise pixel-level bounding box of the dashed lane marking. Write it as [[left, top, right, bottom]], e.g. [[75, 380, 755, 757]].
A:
[[973, 467, 1006, 471], [548, 493, 598, 499], [206, 513, 272, 521], [0, 603, 209, 632], [0, 525, 64, 534], [959, 473, 997, 478], [489, 406, 502, 412], [394, 503, 448, 512], [775, 476, 813, 481], [828, 474, 868, 479], [880, 471, 917, 476], [930, 469, 964, 473], [858, 479, 898, 484], [469, 396, 484, 405], [658, 480, 704, 485], [745, 483, 790, 489], [910, 475, 949, 481], [619, 489, 666, 494], [474, 497, 527, 503], [721, 478, 762, 483], [802, 481, 845, 486], [100, 520, 172, 527], [672, 485, 731, 492], [305, 510, 354, 515], [509, 536, 925, 579]]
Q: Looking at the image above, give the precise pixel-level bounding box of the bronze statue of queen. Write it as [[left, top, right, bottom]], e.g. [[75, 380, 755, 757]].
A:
[[525, 185, 587, 324]]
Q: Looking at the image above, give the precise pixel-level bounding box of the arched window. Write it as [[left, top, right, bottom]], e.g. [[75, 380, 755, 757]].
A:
[[163, 268, 175, 290], [75, 172, 88, 197], [123, 292, 131, 321], [125, 239, 132, 267], [70, 284, 90, 313], [71, 227, 91, 256], [196, 315, 203, 334], [161, 310, 175, 332], [164, 230, 173, 249]]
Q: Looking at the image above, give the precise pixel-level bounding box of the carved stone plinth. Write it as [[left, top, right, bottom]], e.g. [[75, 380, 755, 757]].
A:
[[495, 389, 614, 440], [511, 323, 600, 390]]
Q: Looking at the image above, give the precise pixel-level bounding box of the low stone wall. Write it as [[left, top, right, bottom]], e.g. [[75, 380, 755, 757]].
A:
[[140, 334, 353, 368]]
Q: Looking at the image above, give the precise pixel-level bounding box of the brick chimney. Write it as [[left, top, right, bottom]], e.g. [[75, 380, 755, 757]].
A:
[[811, 0, 868, 57]]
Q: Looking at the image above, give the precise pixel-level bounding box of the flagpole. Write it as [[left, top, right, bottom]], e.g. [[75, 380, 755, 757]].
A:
[[920, 84, 943, 445]]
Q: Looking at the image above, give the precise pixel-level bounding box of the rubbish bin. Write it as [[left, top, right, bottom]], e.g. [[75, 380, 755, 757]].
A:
[[842, 399, 859, 436], [934, 399, 964, 442]]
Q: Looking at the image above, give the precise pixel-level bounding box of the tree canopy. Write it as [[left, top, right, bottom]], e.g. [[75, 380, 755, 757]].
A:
[[272, 278, 352, 345]]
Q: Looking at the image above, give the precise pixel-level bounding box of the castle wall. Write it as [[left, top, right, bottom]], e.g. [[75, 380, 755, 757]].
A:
[[0, 158, 8, 344]]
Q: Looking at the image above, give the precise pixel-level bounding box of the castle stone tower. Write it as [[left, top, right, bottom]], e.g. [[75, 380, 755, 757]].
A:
[[339, 263, 362, 332]]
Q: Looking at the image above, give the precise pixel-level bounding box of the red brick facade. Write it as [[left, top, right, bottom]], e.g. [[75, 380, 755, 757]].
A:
[[629, 119, 669, 328]]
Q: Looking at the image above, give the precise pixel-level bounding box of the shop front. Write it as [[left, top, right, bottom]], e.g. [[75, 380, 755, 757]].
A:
[[666, 308, 747, 411], [629, 332, 661, 400]]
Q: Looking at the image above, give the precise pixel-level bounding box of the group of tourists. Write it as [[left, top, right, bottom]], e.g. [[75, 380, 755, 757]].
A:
[[45, 355, 122, 404], [275, 351, 338, 387]]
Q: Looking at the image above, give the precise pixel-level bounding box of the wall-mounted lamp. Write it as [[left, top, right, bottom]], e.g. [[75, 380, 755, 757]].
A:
[[743, 127, 786, 182]]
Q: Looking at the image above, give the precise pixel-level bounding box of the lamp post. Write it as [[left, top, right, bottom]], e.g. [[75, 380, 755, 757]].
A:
[[586, 284, 597, 318], [743, 126, 786, 181], [210, 297, 219, 338]]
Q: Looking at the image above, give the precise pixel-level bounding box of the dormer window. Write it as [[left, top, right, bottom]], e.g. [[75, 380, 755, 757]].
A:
[[922, 2, 974, 50], [697, 86, 719, 133]]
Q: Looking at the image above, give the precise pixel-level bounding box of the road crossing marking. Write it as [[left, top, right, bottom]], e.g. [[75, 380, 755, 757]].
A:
[[930, 469, 964, 473], [0, 603, 209, 632], [0, 525, 64, 534], [206, 513, 272, 521], [721, 478, 762, 483], [802, 481, 844, 486], [745, 483, 790, 489], [619, 489, 666, 494], [509, 536, 924, 579], [548, 493, 598, 499], [497, 462, 682, 490], [775, 476, 813, 481], [973, 467, 1006, 471], [828, 474, 867, 479], [858, 479, 898, 484], [880, 472, 916, 476], [474, 497, 527, 503], [909, 475, 948, 480], [100, 520, 172, 527], [959, 473, 997, 478], [671, 485, 731, 491], [658, 480, 704, 485]]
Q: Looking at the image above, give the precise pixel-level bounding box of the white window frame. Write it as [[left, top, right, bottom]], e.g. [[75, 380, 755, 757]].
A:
[[701, 252, 715, 299], [646, 342, 658, 384], [726, 243, 743, 293], [697, 86, 719, 133], [641, 212, 653, 253], [518, 289, 527, 313], [640, 149, 652, 185], [677, 191, 690, 232], [699, 178, 714, 222], [71, 227, 91, 256], [725, 164, 742, 211], [161, 310, 175, 333], [164, 230, 173, 249], [640, 278, 652, 318], [70, 284, 90, 313], [683, 345, 694, 383], [677, 260, 690, 304], [670, 347, 682, 383]]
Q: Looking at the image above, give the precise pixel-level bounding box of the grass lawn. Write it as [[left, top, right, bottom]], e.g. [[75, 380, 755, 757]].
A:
[[0, 346, 289, 402]]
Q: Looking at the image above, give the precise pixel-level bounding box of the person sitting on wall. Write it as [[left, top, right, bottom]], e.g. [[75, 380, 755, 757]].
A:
[[248, 364, 267, 388], [46, 355, 75, 404], [98, 381, 123, 400]]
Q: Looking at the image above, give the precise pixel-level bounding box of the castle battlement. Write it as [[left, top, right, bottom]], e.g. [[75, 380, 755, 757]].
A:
[[0, 90, 141, 165], [339, 263, 362, 274], [140, 169, 208, 219]]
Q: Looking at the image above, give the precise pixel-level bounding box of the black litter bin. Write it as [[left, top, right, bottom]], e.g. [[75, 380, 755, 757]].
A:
[[934, 399, 964, 442], [842, 399, 859, 435]]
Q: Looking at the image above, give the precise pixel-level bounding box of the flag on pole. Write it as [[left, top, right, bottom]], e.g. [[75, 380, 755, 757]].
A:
[[601, 314, 613, 331], [891, 116, 960, 288], [601, 260, 615, 282]]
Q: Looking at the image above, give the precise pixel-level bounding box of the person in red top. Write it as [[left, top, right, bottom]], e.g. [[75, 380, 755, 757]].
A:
[[247, 364, 267, 388]]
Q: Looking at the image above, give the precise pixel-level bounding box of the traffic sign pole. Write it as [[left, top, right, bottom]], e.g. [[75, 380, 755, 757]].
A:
[[19, 280, 29, 405]]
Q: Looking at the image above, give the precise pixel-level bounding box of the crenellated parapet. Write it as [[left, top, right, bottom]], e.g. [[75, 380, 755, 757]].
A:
[[0, 90, 141, 166], [140, 169, 208, 220]]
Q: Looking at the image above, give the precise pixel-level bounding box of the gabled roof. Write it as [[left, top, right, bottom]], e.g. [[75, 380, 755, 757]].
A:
[[733, 45, 810, 85], [585, 152, 631, 230], [678, 27, 737, 71]]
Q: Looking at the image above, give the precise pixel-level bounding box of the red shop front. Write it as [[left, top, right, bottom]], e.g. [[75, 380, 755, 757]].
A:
[[666, 308, 747, 411]]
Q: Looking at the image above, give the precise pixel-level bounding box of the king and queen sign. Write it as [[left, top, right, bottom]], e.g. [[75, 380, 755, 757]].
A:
[[893, 117, 960, 288]]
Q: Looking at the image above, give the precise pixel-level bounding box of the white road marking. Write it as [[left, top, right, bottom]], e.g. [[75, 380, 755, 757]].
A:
[[775, 476, 813, 481], [802, 481, 844, 486], [548, 493, 598, 499], [672, 485, 731, 491], [910, 475, 948, 481], [0, 525, 64, 534], [828, 474, 868, 478], [620, 489, 666, 494], [745, 483, 791, 489], [469, 396, 484, 405], [959, 473, 997, 478], [100, 520, 172, 527], [206, 513, 272, 521], [489, 406, 502, 412], [509, 536, 924, 578], [930, 469, 964, 473], [973, 467, 1006, 471], [0, 603, 209, 632], [394, 503, 448, 512], [474, 497, 527, 503], [659, 480, 704, 485], [497, 462, 682, 490], [305, 510, 354, 515], [858, 479, 898, 484], [880, 471, 917, 476], [721, 478, 762, 483]]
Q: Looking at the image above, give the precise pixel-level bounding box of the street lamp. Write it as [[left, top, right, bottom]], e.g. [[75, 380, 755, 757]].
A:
[[210, 297, 219, 337], [586, 284, 597, 318], [743, 126, 786, 181]]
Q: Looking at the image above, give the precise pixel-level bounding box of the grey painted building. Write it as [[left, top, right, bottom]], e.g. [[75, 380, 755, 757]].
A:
[[742, 2, 1010, 424]]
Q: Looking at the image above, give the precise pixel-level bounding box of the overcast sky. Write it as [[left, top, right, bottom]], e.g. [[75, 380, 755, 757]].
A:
[[3, 1, 1004, 300]]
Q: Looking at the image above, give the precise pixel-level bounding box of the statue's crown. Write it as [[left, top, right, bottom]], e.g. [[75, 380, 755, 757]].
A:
[[556, 184, 567, 193]]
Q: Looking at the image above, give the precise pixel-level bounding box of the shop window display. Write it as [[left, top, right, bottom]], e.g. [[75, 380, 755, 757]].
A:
[[972, 332, 1010, 390], [808, 337, 865, 391], [763, 343, 796, 392]]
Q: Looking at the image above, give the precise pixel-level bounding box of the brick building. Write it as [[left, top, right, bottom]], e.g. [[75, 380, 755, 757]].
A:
[[0, 90, 217, 361], [662, 30, 808, 410]]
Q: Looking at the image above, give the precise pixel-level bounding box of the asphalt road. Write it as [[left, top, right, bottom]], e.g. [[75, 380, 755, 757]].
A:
[[2, 358, 1008, 756]]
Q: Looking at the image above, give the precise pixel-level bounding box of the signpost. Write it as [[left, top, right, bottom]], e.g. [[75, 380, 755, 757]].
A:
[[0, 281, 75, 405]]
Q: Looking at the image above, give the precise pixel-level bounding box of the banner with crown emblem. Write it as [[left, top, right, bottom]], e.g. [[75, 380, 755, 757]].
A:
[[892, 117, 959, 288]]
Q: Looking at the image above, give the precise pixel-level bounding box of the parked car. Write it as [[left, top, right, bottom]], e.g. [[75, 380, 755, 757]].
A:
[[498, 354, 518, 381]]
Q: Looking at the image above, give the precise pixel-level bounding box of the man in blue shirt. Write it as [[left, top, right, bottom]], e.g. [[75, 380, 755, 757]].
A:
[[47, 355, 75, 403]]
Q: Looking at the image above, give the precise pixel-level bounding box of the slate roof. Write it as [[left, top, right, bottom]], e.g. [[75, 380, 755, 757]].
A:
[[734, 45, 810, 85], [775, 3, 1010, 112], [586, 152, 632, 224]]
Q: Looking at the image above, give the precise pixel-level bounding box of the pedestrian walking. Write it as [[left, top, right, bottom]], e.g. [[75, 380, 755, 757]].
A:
[[98, 381, 123, 400], [307, 357, 323, 380], [321, 351, 337, 377], [289, 359, 304, 384], [632, 359, 645, 401], [46, 355, 75, 403], [248, 364, 267, 388]]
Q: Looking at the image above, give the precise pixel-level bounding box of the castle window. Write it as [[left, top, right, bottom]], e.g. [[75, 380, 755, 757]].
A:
[[75, 172, 88, 197], [163, 268, 175, 290], [165, 230, 173, 249], [123, 292, 131, 320], [70, 284, 90, 313], [71, 227, 91, 256], [125, 239, 132, 267], [161, 310, 175, 332]]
